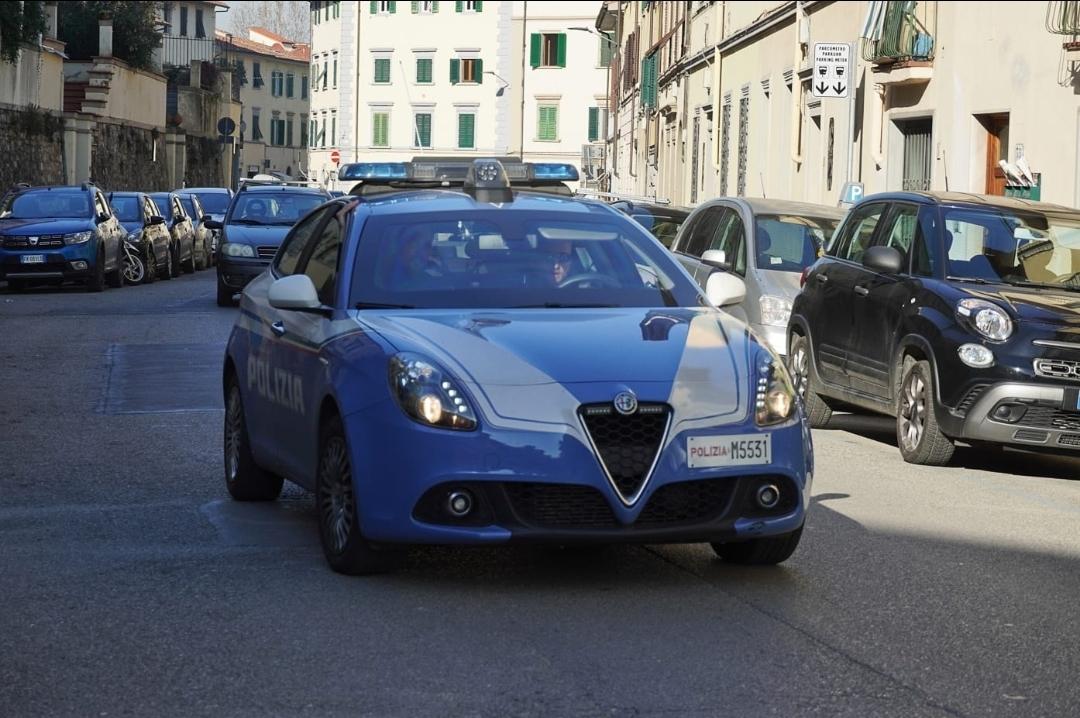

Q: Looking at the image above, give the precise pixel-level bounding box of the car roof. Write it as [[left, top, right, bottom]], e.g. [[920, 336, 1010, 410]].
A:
[[18, 185, 92, 193], [613, 200, 691, 215], [181, 187, 231, 193], [706, 196, 847, 219], [239, 185, 328, 194], [858, 190, 1077, 213], [353, 189, 620, 218], [108, 191, 144, 196]]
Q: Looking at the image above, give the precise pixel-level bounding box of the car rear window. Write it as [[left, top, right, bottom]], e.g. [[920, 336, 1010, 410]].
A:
[[229, 193, 326, 226]]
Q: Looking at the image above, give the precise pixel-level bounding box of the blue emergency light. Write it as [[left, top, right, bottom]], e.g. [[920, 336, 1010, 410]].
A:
[[338, 163, 409, 180], [530, 163, 579, 181]]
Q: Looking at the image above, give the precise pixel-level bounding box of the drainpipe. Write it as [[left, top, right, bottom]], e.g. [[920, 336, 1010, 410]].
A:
[[871, 82, 887, 169], [790, 1, 804, 167]]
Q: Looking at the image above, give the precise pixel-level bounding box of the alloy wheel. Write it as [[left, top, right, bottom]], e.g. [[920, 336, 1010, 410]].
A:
[[225, 387, 243, 482], [899, 371, 927, 452], [791, 345, 809, 400], [318, 437, 354, 555], [122, 250, 145, 284]]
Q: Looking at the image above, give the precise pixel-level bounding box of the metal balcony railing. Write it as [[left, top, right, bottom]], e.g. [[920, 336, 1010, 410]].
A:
[[861, 1, 937, 64], [161, 36, 217, 69], [1047, 1, 1080, 35]]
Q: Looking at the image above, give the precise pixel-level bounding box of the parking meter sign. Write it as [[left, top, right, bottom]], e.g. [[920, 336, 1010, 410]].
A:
[[813, 43, 850, 98]]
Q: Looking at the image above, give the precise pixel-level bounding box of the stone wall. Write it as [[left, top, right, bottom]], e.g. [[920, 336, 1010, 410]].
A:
[[184, 136, 224, 187], [90, 121, 170, 191], [0, 105, 66, 189]]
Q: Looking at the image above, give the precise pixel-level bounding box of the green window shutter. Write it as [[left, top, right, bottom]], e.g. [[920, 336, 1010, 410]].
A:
[[373, 113, 388, 146], [538, 106, 557, 141], [599, 33, 613, 67], [455, 0, 462, 11], [370, 1, 377, 13], [375, 58, 390, 83], [450, 58, 460, 84], [588, 107, 599, 142], [432, 0, 439, 10], [389, 1, 397, 13], [417, 58, 432, 83], [474, 0, 482, 10], [556, 33, 567, 68], [475, 58, 483, 83], [411, 0, 418, 12], [458, 113, 475, 149], [415, 113, 431, 147], [529, 33, 540, 68]]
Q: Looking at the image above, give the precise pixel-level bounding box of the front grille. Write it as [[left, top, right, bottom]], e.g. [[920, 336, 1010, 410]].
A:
[[580, 403, 670, 501], [2, 234, 65, 248], [1014, 429, 1049, 443], [1021, 406, 1080, 433], [256, 245, 277, 259], [1034, 358, 1080, 381], [636, 479, 735, 526], [1059, 434, 1080, 447], [955, 384, 990, 416], [504, 483, 616, 529]]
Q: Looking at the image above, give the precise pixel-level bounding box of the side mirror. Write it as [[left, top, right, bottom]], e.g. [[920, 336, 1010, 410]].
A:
[[269, 274, 324, 312], [701, 249, 727, 268], [202, 214, 212, 223], [148, 215, 166, 226], [862, 245, 904, 274], [204, 219, 223, 230], [705, 271, 747, 308]]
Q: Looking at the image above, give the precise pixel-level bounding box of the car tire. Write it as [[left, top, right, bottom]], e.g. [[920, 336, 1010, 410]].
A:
[[896, 357, 955, 466], [143, 247, 157, 284], [86, 248, 106, 292], [106, 244, 124, 288], [8, 279, 28, 292], [316, 415, 402, 576], [195, 241, 207, 271], [789, 334, 832, 428], [216, 279, 235, 307], [711, 527, 803, 565], [182, 240, 196, 274], [223, 380, 283, 501]]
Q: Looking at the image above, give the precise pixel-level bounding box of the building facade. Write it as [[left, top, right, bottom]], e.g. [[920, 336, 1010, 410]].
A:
[[220, 28, 311, 178], [601, 1, 1080, 210]]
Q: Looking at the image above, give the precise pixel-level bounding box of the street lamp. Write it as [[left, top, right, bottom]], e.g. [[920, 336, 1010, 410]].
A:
[[483, 70, 511, 97]]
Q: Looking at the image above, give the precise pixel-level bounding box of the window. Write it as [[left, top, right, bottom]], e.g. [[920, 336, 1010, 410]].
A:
[[286, 115, 294, 147], [640, 52, 658, 107], [588, 107, 600, 143], [271, 71, 284, 97], [737, 92, 749, 196], [530, 33, 566, 68], [333, 1, 340, 18], [416, 57, 433, 84], [271, 114, 284, 146], [537, 105, 558, 142], [195, 8, 205, 38], [322, 59, 328, 89], [302, 214, 345, 304], [313, 2, 320, 25], [413, 0, 437, 11], [373, 1, 397, 13], [414, 112, 432, 148], [372, 111, 390, 147], [301, 76, 308, 99], [599, 33, 614, 67], [320, 115, 327, 148], [325, 2, 330, 20], [374, 58, 391, 83], [332, 52, 338, 87], [285, 73, 295, 98], [179, 6, 188, 36], [457, 112, 475, 149], [455, 0, 481, 11], [252, 62, 264, 88], [704, 209, 747, 275], [461, 58, 481, 83], [309, 119, 318, 148], [252, 109, 263, 141], [163, 3, 173, 35], [301, 114, 309, 147], [276, 206, 333, 276], [331, 111, 337, 146], [830, 202, 887, 263]]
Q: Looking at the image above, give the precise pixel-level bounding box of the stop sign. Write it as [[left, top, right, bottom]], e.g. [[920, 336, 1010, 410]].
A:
[[330, 150, 340, 165]]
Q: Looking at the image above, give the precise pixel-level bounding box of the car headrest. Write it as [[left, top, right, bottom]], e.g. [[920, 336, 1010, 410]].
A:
[[757, 226, 772, 252]]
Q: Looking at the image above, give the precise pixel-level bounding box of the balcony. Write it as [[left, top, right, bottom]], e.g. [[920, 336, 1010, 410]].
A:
[[861, 1, 936, 84], [161, 36, 217, 69]]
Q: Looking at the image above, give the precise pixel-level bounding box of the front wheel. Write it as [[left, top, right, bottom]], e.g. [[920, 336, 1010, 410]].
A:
[[223, 381, 283, 501], [789, 334, 832, 428], [316, 416, 401, 575], [711, 527, 803, 565], [86, 248, 106, 292], [181, 239, 196, 274], [122, 246, 146, 285], [143, 247, 158, 284], [896, 357, 955, 466], [216, 278, 235, 307]]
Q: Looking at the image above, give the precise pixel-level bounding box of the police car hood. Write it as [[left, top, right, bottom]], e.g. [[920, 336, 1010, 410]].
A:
[[358, 308, 752, 421], [0, 218, 93, 235], [223, 223, 292, 247]]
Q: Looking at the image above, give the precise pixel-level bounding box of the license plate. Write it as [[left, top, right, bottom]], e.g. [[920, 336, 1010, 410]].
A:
[[20, 254, 45, 264], [687, 433, 772, 468]]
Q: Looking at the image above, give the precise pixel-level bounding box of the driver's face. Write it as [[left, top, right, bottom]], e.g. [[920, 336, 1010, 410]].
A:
[[552, 252, 571, 284]]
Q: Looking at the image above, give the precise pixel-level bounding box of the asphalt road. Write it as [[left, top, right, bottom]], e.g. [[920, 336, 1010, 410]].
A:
[[2, 271, 1078, 718]]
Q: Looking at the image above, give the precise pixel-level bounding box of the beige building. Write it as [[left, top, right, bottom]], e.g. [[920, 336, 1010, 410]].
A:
[[600, 1, 1080, 210], [219, 28, 311, 178]]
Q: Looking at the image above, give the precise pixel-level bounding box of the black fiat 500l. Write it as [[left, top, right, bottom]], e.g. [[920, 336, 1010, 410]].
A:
[[789, 191, 1080, 465]]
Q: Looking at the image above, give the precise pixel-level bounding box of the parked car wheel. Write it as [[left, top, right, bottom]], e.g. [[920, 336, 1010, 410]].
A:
[[195, 243, 208, 271], [143, 247, 158, 284], [86, 248, 106, 292], [223, 380, 283, 501], [316, 415, 401, 576], [182, 240, 196, 274], [7, 279, 28, 292], [711, 527, 803, 565], [896, 357, 955, 466], [789, 334, 832, 428], [216, 280, 235, 307]]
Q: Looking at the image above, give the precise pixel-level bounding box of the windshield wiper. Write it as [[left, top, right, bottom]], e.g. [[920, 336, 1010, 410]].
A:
[[512, 302, 619, 308], [229, 218, 267, 226], [1002, 279, 1080, 293], [946, 276, 996, 285], [355, 301, 416, 309]]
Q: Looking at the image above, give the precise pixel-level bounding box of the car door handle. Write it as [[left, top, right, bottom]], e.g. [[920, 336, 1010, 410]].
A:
[[854, 285, 870, 297], [270, 321, 286, 337], [814, 274, 828, 284]]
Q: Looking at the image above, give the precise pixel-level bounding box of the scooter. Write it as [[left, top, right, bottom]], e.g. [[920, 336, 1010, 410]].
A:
[[121, 238, 148, 285]]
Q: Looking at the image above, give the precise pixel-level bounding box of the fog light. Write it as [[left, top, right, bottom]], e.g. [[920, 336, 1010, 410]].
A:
[[418, 394, 443, 424], [446, 490, 473, 517], [71, 261, 88, 270], [959, 343, 994, 368], [756, 484, 780, 509]]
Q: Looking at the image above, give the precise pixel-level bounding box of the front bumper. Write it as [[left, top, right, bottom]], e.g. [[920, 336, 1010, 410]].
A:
[[217, 256, 269, 290], [0, 244, 96, 281], [957, 382, 1080, 452], [344, 400, 812, 546]]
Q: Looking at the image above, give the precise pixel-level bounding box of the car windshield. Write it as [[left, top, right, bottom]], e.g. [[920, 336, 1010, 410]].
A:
[[149, 196, 174, 221], [193, 192, 229, 214], [0, 190, 91, 220], [229, 193, 324, 226], [110, 195, 143, 222], [351, 211, 703, 309], [944, 207, 1080, 289], [754, 214, 840, 272], [629, 212, 688, 248]]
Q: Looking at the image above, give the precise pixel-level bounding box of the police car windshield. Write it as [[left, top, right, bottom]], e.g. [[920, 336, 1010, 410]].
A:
[[193, 192, 229, 214], [229, 193, 324, 226], [1, 190, 92, 220], [351, 212, 701, 309]]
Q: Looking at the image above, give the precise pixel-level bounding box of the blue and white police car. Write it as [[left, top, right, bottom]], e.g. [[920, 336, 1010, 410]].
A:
[[222, 158, 814, 575]]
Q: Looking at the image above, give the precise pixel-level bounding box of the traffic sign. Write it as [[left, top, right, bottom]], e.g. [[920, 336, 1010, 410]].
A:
[[330, 150, 340, 165], [217, 117, 236, 136], [838, 181, 864, 207], [812, 43, 850, 99]]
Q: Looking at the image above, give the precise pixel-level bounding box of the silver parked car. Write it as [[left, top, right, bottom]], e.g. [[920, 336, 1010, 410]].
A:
[[670, 197, 846, 356]]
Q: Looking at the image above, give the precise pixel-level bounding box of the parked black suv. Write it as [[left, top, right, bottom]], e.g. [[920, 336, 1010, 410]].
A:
[[789, 191, 1080, 465]]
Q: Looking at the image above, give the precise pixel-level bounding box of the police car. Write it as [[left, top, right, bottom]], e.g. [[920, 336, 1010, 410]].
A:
[[222, 158, 813, 575]]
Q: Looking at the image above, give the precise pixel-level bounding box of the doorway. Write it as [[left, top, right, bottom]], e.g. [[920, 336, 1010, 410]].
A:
[[977, 113, 1010, 195]]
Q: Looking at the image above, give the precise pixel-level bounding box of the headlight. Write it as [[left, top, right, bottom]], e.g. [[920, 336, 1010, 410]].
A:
[[64, 231, 92, 245], [221, 242, 256, 257], [956, 298, 1013, 341], [759, 295, 792, 327], [755, 356, 797, 426], [389, 353, 477, 431]]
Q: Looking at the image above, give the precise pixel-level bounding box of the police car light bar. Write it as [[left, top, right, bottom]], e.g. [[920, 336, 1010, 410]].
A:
[[531, 163, 579, 181], [338, 163, 410, 180], [338, 159, 578, 184]]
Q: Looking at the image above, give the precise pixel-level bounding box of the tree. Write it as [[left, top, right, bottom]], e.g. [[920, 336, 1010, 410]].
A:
[[0, 0, 46, 65], [227, 1, 309, 44], [58, 1, 161, 71]]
